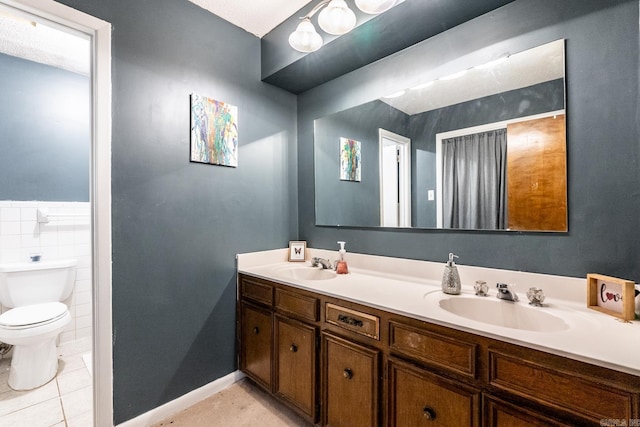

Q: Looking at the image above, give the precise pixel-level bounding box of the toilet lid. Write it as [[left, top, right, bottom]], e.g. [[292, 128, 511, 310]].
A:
[[0, 302, 68, 327]]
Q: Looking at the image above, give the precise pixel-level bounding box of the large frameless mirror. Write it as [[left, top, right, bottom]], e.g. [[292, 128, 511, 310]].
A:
[[314, 39, 567, 232]]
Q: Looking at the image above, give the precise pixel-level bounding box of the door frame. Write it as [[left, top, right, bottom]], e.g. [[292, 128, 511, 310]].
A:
[[0, 1, 113, 425], [379, 129, 411, 227]]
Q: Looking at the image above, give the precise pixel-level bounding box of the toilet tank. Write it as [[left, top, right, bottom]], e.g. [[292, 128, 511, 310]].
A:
[[0, 259, 77, 308]]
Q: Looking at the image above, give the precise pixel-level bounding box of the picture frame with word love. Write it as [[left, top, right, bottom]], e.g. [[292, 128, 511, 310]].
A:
[[587, 273, 636, 321]]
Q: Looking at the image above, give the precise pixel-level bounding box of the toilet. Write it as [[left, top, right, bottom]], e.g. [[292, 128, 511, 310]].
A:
[[0, 259, 77, 390]]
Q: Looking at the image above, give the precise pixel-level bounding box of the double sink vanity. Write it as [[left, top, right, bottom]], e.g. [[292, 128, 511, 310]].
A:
[[236, 248, 640, 426]]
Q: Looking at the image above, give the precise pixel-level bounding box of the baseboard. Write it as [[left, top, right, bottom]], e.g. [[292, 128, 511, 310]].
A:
[[117, 370, 245, 427]]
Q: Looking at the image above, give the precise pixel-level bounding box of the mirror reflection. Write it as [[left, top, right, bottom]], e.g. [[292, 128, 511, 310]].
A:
[[314, 39, 566, 231]]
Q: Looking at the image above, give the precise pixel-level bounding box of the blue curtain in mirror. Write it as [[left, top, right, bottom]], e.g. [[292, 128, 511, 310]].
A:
[[443, 129, 507, 229]]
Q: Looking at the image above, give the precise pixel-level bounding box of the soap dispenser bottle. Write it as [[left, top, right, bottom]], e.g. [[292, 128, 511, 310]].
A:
[[336, 241, 349, 275], [442, 253, 461, 295]]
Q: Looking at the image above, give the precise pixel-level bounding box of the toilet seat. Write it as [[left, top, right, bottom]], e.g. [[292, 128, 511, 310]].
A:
[[0, 302, 68, 329]]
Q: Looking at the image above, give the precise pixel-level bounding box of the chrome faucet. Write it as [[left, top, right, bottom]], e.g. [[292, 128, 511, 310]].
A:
[[496, 283, 519, 302], [311, 257, 333, 270]]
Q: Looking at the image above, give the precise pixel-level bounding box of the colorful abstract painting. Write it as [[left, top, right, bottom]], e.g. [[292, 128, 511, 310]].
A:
[[339, 137, 361, 182], [190, 94, 238, 167]]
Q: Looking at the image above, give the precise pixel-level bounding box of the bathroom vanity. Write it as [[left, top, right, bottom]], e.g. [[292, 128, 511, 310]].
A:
[[237, 249, 640, 426]]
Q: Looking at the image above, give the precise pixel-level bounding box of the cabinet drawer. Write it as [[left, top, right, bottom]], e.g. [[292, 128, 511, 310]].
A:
[[240, 276, 273, 306], [488, 349, 636, 423], [388, 357, 480, 427], [325, 303, 380, 340], [483, 394, 570, 427], [389, 321, 476, 379], [275, 288, 318, 322]]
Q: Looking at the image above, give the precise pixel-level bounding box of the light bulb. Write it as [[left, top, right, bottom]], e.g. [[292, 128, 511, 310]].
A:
[[318, 0, 356, 35], [355, 0, 398, 14], [288, 18, 323, 52]]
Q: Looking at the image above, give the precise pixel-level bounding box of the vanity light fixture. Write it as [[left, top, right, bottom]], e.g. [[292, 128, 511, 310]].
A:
[[318, 0, 356, 35], [288, 17, 323, 52], [289, 0, 398, 52]]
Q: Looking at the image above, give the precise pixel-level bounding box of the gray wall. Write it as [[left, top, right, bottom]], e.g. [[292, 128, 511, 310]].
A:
[[0, 53, 90, 202], [315, 100, 408, 226], [55, 0, 297, 423], [298, 0, 640, 282]]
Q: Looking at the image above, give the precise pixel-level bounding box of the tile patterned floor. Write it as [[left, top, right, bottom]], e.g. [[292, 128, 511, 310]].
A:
[[0, 337, 93, 427]]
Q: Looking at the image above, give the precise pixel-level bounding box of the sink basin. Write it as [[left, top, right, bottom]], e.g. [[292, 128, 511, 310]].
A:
[[275, 266, 336, 281], [424, 293, 569, 332]]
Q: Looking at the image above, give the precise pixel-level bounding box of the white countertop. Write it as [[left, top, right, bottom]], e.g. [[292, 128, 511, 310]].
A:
[[237, 248, 640, 376]]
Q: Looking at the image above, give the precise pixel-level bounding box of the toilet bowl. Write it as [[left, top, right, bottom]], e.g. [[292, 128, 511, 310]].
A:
[[0, 302, 71, 390], [0, 259, 77, 390]]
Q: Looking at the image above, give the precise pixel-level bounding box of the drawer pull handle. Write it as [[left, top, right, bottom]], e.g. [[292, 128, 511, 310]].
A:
[[290, 344, 298, 353], [337, 314, 363, 328], [423, 406, 436, 420], [252, 327, 259, 334], [343, 368, 353, 379]]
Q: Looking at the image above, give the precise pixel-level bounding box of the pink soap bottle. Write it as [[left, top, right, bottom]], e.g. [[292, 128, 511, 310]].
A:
[[336, 241, 349, 275]]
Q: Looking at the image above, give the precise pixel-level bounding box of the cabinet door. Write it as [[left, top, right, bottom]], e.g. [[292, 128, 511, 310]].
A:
[[323, 333, 380, 427], [483, 394, 570, 427], [274, 315, 317, 421], [388, 357, 480, 427], [240, 302, 272, 390]]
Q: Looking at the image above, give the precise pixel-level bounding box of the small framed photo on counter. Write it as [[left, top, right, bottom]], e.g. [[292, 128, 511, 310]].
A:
[[288, 241, 307, 262], [587, 273, 636, 321]]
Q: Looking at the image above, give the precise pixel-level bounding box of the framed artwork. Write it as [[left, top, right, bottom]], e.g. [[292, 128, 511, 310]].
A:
[[340, 137, 361, 182], [288, 241, 307, 262], [190, 93, 238, 167], [586, 273, 636, 321]]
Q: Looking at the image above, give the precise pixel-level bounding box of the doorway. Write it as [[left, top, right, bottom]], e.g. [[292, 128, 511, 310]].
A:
[[0, 0, 111, 425], [379, 129, 411, 227]]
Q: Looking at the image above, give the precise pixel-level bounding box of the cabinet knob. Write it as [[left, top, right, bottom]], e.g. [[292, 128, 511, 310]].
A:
[[252, 326, 259, 334], [290, 344, 298, 353], [422, 406, 436, 420], [343, 368, 353, 379]]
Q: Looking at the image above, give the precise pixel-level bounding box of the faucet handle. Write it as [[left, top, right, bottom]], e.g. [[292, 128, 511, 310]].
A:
[[526, 287, 545, 306], [474, 280, 489, 296]]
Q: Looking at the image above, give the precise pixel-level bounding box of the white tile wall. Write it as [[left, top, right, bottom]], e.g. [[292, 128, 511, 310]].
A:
[[0, 201, 93, 345]]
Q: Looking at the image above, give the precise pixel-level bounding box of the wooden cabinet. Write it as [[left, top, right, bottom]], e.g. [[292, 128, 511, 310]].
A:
[[483, 394, 570, 427], [487, 346, 640, 425], [238, 275, 319, 423], [274, 315, 317, 419], [389, 320, 477, 379], [387, 357, 480, 426], [322, 333, 380, 427], [239, 302, 272, 390], [237, 273, 640, 427]]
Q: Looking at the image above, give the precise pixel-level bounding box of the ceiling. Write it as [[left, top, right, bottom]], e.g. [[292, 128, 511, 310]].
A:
[[187, 0, 314, 38], [0, 0, 311, 75], [0, 8, 90, 74]]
